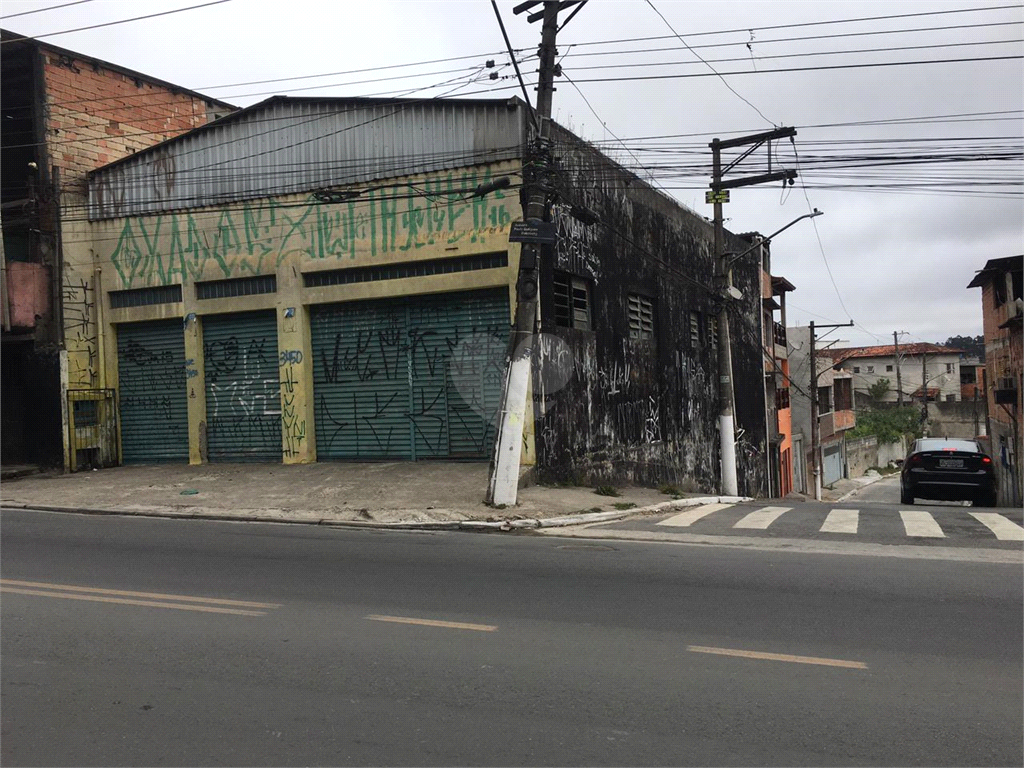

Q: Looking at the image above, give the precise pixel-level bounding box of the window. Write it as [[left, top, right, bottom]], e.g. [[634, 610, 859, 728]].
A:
[[628, 294, 654, 341], [853, 366, 860, 374], [689, 311, 700, 348], [709, 315, 718, 348], [886, 364, 893, 372], [946, 363, 954, 374], [994, 274, 1007, 307], [866, 365, 874, 373], [817, 385, 832, 414], [945, 393, 956, 402], [553, 273, 591, 330], [961, 367, 977, 385], [834, 378, 853, 411]]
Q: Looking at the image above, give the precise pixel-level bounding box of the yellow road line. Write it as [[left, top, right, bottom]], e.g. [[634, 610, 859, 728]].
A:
[[687, 645, 868, 670], [366, 614, 497, 632], [1, 587, 267, 616], [0, 579, 280, 609]]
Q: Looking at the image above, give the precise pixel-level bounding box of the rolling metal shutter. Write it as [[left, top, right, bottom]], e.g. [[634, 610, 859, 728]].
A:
[[117, 320, 189, 463], [203, 311, 281, 462], [311, 288, 509, 460]]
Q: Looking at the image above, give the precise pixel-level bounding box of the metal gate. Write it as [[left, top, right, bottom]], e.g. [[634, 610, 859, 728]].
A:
[[117, 319, 189, 463], [823, 444, 843, 486], [203, 311, 281, 462], [311, 289, 509, 460], [67, 389, 118, 471]]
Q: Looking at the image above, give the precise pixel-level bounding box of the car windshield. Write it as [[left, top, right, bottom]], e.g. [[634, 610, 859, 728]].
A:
[[916, 438, 981, 453]]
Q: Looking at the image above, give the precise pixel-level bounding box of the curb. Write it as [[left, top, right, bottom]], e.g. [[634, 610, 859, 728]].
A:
[[0, 495, 753, 532], [834, 473, 890, 503]]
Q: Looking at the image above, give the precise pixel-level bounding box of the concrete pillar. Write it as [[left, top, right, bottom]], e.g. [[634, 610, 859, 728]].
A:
[[278, 252, 315, 464]]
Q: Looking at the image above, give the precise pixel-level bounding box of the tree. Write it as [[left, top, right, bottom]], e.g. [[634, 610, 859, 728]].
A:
[[939, 334, 985, 362], [867, 378, 891, 405], [848, 406, 924, 444]]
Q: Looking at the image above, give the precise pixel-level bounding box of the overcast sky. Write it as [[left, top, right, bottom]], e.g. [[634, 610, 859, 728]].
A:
[[4, 0, 1022, 348]]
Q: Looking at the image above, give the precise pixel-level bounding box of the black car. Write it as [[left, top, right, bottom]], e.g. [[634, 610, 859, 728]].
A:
[[900, 437, 997, 506]]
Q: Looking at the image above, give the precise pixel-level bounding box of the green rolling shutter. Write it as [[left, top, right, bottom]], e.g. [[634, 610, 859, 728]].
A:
[[202, 311, 281, 462], [311, 288, 509, 460], [117, 319, 189, 463]]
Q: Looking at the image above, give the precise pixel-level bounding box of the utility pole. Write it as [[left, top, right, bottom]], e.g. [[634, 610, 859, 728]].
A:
[[807, 319, 854, 501], [710, 127, 797, 496], [893, 330, 904, 407], [488, 1, 577, 506], [922, 352, 929, 425]]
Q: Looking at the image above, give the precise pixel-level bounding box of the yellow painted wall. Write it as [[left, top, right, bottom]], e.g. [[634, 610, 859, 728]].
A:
[[72, 160, 535, 466]]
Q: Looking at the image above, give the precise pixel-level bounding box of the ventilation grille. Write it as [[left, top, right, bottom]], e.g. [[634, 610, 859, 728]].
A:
[[196, 275, 277, 300], [109, 284, 183, 309], [304, 252, 508, 288]]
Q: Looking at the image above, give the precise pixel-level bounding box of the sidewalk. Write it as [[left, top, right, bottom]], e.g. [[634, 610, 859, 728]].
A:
[[820, 470, 889, 502], [0, 461, 748, 530]]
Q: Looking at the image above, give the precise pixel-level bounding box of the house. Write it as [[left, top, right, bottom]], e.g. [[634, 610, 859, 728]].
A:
[[828, 343, 965, 406], [61, 94, 770, 495], [786, 326, 857, 494], [967, 255, 1023, 506], [959, 357, 986, 402], [0, 29, 234, 470]]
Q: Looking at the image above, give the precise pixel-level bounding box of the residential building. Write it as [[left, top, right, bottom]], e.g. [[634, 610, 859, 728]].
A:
[[828, 343, 965, 406], [959, 357, 986, 402], [1, 29, 233, 469], [786, 325, 857, 493], [967, 255, 1023, 506], [60, 94, 771, 495]]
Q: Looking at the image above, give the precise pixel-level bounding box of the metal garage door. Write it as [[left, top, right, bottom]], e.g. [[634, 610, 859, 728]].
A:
[[823, 443, 843, 486], [203, 311, 281, 462], [311, 288, 509, 460], [117, 319, 189, 463]]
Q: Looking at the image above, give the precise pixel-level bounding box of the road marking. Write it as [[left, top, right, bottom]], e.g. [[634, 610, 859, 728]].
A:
[[365, 614, 497, 632], [900, 510, 945, 538], [0, 579, 280, 608], [657, 503, 732, 527], [820, 509, 859, 534], [0, 587, 267, 616], [969, 512, 1024, 541], [733, 506, 790, 529], [687, 645, 868, 670]]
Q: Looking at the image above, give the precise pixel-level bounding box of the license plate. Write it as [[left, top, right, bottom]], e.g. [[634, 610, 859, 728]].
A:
[[939, 458, 964, 469]]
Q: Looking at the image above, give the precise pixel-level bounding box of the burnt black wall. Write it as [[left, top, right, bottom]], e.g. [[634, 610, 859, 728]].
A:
[[533, 126, 767, 494]]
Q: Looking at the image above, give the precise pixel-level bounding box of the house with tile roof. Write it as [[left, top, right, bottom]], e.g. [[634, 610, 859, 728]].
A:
[[825, 343, 965, 406]]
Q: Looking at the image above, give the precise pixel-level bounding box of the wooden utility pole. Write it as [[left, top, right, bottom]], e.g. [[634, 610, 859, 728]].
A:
[[893, 330, 904, 407]]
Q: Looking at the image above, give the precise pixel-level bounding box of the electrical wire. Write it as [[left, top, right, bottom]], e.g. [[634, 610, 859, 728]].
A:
[[0, 0, 97, 20]]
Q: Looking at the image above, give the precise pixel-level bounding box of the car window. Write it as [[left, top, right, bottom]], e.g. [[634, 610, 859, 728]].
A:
[[916, 438, 981, 453]]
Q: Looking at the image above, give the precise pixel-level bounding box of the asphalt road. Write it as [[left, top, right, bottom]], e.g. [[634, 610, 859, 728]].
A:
[[2, 508, 1022, 767]]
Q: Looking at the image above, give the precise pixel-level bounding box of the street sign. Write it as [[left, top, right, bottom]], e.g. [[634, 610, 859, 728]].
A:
[[508, 219, 557, 245], [706, 189, 730, 204]]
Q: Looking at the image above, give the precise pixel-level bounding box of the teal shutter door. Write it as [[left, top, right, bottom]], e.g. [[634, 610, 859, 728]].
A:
[[312, 288, 509, 461], [117, 320, 189, 463], [203, 311, 281, 462]]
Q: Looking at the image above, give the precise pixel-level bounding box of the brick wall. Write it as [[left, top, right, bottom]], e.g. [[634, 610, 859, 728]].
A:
[[41, 51, 226, 195]]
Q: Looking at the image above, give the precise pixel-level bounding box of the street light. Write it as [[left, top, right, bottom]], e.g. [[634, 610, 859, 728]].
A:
[[717, 209, 824, 498]]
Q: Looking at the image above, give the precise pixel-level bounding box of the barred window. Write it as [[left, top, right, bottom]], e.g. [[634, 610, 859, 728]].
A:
[[689, 311, 700, 348], [628, 294, 654, 341], [709, 315, 718, 348]]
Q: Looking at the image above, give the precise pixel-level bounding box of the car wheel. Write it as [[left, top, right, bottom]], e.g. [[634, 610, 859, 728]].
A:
[[900, 481, 914, 505]]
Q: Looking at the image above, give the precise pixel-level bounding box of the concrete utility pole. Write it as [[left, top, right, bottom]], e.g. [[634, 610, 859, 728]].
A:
[[893, 330, 904, 407], [808, 319, 855, 501], [710, 128, 797, 496], [488, 1, 573, 507], [922, 352, 929, 425]]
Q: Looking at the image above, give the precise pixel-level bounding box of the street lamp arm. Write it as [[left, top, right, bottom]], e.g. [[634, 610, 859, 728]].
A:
[[726, 209, 823, 267]]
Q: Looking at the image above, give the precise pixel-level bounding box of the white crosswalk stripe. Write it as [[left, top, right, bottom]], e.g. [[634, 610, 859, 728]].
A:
[[657, 503, 732, 527], [969, 512, 1024, 541], [820, 509, 859, 534], [734, 506, 790, 529], [900, 510, 945, 538]]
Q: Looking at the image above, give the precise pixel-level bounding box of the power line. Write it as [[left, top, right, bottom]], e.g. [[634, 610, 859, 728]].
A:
[[0, 0, 97, 20], [644, 0, 776, 126], [0, 0, 234, 44]]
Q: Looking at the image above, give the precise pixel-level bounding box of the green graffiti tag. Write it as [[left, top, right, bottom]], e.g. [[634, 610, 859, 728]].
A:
[[107, 169, 512, 288]]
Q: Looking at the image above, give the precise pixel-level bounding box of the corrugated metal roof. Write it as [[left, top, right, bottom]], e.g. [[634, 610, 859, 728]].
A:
[[89, 96, 527, 219]]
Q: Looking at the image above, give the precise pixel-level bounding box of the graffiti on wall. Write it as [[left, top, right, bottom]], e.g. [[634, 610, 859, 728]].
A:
[[118, 339, 188, 450], [106, 169, 513, 289], [314, 317, 506, 458], [63, 275, 97, 387], [204, 334, 282, 452], [279, 351, 306, 459]]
